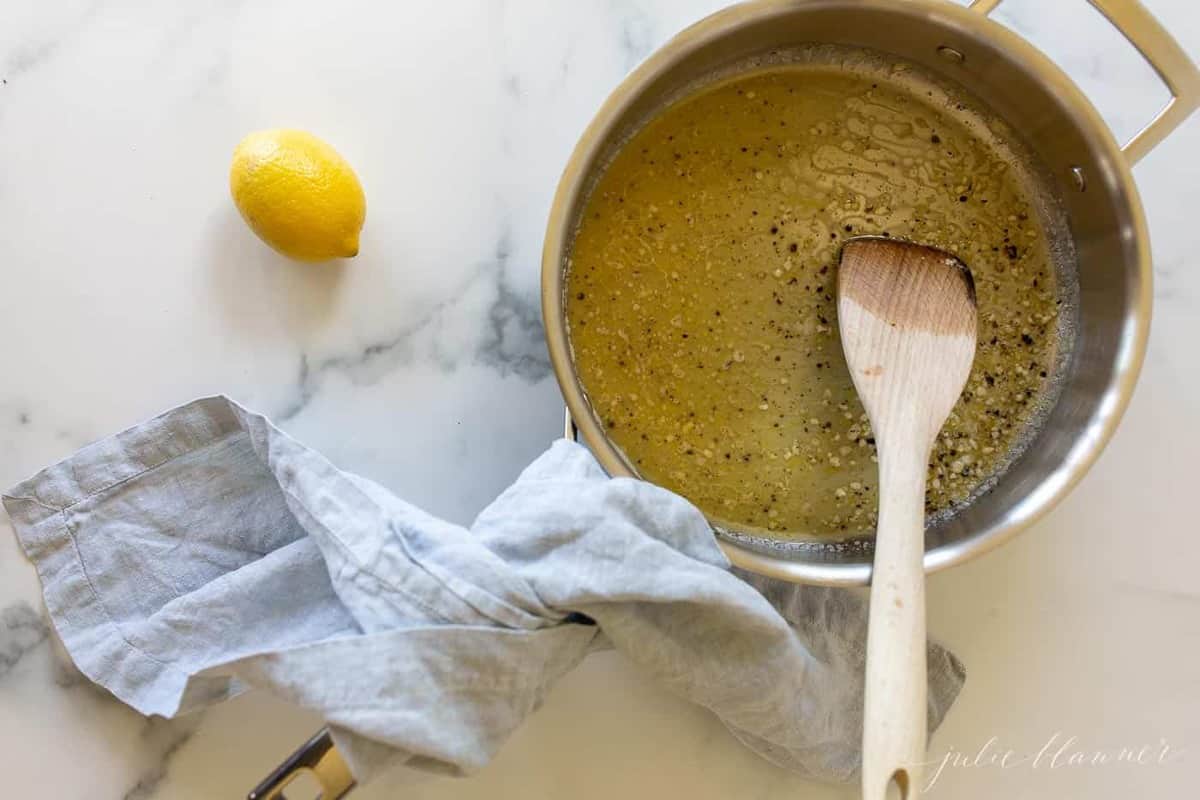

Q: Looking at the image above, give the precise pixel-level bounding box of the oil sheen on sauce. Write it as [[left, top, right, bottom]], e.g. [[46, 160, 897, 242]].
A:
[[566, 62, 1062, 538]]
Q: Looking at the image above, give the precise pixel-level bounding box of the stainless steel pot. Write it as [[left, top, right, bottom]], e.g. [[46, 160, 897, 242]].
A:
[[542, 0, 1200, 586]]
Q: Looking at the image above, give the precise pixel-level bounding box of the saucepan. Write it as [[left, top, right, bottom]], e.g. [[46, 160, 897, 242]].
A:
[[545, 0, 1198, 585], [252, 0, 1198, 796]]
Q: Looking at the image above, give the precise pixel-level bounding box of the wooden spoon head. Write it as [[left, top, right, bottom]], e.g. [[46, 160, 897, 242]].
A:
[[837, 236, 978, 447]]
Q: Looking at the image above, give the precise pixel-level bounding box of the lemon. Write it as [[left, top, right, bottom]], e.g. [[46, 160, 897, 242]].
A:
[[230, 129, 366, 262]]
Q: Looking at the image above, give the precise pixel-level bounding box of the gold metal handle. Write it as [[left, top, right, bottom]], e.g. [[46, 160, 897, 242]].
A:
[[248, 729, 356, 800], [971, 0, 1200, 163]]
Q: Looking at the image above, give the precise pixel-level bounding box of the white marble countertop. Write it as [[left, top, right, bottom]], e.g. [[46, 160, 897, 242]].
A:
[[2, 1, 1198, 798]]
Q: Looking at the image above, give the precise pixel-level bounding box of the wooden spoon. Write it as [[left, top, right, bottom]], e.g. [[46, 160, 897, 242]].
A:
[[837, 237, 977, 800]]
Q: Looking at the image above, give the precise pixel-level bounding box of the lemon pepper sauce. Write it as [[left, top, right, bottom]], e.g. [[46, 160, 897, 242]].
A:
[[566, 61, 1067, 538]]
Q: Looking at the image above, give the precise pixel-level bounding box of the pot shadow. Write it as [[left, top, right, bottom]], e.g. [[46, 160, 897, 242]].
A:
[[205, 208, 349, 341]]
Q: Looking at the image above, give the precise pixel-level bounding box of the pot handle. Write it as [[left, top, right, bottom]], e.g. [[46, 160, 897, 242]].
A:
[[971, 0, 1200, 164], [247, 728, 356, 800]]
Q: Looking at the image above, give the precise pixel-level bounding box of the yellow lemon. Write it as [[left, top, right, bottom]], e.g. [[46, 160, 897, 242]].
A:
[[230, 129, 365, 262]]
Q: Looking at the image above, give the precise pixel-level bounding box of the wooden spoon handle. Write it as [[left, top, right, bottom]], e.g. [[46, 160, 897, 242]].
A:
[[862, 444, 929, 800]]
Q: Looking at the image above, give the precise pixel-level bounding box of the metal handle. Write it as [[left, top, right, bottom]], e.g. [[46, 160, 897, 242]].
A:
[[248, 729, 356, 800], [972, 0, 1200, 163]]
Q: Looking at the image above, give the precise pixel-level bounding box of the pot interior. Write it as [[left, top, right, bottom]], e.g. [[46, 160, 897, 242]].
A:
[[547, 0, 1145, 583]]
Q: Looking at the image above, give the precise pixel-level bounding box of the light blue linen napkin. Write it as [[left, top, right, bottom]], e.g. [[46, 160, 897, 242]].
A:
[[2, 396, 964, 785]]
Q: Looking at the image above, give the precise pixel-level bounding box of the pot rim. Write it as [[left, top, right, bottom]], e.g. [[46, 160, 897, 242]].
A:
[[541, 0, 1153, 585]]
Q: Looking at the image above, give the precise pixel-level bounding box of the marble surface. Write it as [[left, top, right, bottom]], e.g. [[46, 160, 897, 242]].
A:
[[2, 0, 1198, 797]]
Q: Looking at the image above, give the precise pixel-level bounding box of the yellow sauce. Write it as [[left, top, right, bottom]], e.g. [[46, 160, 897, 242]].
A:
[[566, 62, 1062, 538]]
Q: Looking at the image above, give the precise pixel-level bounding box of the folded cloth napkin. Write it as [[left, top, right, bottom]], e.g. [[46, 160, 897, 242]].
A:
[[2, 396, 964, 785]]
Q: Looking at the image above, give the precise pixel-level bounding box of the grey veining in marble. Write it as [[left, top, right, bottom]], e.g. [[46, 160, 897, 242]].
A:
[[0, 602, 48, 680], [120, 716, 206, 800]]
